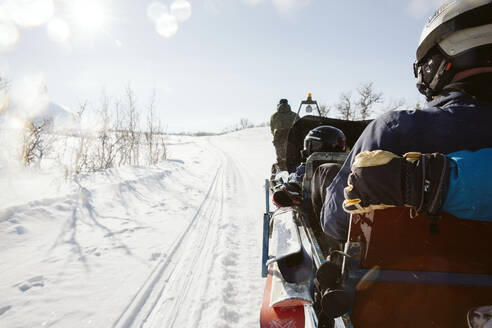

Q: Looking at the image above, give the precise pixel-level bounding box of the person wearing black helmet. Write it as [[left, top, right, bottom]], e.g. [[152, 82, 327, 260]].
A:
[[272, 125, 346, 208], [270, 99, 300, 171], [301, 126, 346, 160], [320, 0, 492, 242], [305, 126, 346, 223]]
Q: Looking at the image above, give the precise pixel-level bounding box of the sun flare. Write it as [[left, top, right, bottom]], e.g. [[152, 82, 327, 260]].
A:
[[69, 0, 109, 35]]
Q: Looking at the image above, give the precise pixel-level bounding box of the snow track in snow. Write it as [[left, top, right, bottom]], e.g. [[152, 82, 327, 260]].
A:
[[0, 128, 275, 328], [114, 161, 225, 328], [113, 136, 271, 327]]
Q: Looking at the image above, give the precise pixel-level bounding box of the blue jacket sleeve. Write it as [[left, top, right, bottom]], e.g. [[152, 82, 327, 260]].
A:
[[443, 148, 492, 221]]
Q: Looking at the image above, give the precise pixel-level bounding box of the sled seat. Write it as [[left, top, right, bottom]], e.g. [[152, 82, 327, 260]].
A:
[[302, 152, 347, 200], [344, 208, 492, 328]]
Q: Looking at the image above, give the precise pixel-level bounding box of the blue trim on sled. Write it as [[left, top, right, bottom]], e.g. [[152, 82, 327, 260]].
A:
[[341, 240, 492, 327], [265, 179, 270, 214], [345, 241, 492, 287], [262, 213, 271, 278], [262, 179, 271, 278]]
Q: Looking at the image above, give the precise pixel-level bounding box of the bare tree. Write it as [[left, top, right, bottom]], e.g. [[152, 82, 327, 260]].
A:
[[98, 92, 111, 169], [319, 104, 331, 117], [20, 118, 52, 166], [155, 118, 167, 163], [113, 100, 128, 167], [122, 85, 140, 165], [336, 92, 354, 121], [18, 85, 169, 175], [143, 91, 167, 165], [357, 82, 383, 120], [0, 76, 10, 91], [145, 92, 166, 165], [94, 92, 124, 170], [74, 101, 89, 174], [158, 134, 167, 161], [239, 118, 252, 130]]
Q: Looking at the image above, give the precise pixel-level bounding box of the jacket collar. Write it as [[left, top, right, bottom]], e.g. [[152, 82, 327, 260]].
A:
[[428, 90, 472, 108], [430, 73, 492, 107]]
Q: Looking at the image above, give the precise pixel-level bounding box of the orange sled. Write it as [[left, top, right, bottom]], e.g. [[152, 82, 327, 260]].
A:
[[260, 267, 308, 328]]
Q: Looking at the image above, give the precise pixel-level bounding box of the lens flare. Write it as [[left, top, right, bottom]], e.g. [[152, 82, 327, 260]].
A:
[[170, 0, 191, 23], [69, 0, 108, 36], [155, 14, 178, 38], [10, 74, 50, 120], [0, 89, 8, 114], [0, 60, 9, 77], [147, 2, 168, 23], [0, 5, 9, 22], [4, 0, 54, 27], [356, 266, 381, 291], [0, 23, 19, 51], [8, 117, 25, 131], [46, 18, 70, 43]]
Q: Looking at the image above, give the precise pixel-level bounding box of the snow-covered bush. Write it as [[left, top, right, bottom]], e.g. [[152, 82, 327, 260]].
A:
[[0, 82, 168, 176], [65, 88, 168, 174], [20, 118, 53, 166]]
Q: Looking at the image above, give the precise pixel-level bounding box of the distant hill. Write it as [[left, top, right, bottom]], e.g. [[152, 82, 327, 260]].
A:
[[0, 101, 78, 132]]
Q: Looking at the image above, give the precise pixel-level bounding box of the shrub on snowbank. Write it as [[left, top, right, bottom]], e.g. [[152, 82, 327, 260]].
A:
[[0, 84, 167, 175]]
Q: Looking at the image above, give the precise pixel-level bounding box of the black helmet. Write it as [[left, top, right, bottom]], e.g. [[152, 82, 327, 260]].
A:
[[414, 0, 492, 100], [301, 126, 346, 160], [279, 98, 288, 105]]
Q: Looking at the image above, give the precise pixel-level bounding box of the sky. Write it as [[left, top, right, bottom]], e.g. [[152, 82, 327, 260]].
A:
[[0, 0, 446, 132]]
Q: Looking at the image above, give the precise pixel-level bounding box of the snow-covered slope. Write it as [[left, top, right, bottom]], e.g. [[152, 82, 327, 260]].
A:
[[34, 102, 78, 130], [0, 127, 275, 328]]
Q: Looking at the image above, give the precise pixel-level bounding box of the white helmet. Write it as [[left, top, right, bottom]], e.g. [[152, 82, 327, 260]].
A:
[[414, 0, 492, 99]]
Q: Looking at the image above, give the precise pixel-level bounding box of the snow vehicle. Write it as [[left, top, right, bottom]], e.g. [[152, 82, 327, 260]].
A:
[[260, 95, 492, 327], [260, 94, 371, 328]]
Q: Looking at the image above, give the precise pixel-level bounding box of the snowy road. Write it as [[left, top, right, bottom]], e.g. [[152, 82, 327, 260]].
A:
[[0, 128, 275, 328]]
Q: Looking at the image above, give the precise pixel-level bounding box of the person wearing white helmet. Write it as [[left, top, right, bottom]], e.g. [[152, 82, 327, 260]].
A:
[[320, 0, 492, 242]]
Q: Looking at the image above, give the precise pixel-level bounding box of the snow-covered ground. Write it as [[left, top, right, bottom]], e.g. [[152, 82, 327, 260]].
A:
[[0, 127, 275, 328]]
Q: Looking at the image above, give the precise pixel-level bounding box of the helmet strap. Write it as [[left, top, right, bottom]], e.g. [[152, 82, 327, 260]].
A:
[[430, 60, 453, 89], [418, 56, 454, 101]]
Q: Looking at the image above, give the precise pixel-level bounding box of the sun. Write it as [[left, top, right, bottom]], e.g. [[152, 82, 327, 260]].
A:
[[69, 0, 109, 35]]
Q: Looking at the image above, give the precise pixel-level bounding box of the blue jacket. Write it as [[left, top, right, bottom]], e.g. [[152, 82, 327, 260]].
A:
[[443, 149, 492, 221], [321, 90, 492, 241]]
